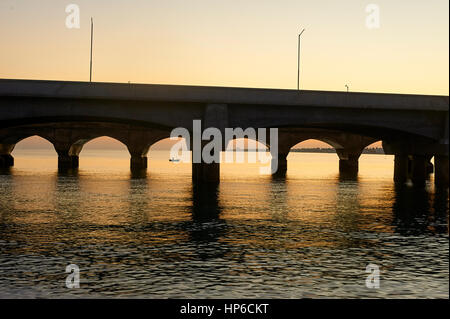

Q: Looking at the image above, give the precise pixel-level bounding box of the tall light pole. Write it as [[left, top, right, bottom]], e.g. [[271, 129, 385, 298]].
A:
[[89, 17, 94, 82], [297, 28, 305, 90]]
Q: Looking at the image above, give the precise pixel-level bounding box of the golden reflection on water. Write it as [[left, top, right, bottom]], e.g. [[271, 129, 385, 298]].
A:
[[0, 149, 448, 298], [2, 150, 443, 236]]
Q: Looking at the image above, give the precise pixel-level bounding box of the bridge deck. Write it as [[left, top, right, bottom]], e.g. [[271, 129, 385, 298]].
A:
[[0, 79, 448, 111]]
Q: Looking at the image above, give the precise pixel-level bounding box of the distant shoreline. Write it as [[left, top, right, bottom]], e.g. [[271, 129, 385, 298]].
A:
[[231, 147, 385, 154], [17, 147, 385, 155], [14, 147, 386, 154], [290, 147, 385, 154]]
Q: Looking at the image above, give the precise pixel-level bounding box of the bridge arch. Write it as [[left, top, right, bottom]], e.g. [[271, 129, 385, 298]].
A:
[[222, 137, 270, 174], [271, 128, 379, 177], [69, 135, 130, 157], [0, 121, 174, 171], [149, 136, 187, 153], [12, 135, 55, 151], [69, 136, 130, 171], [2, 135, 56, 169], [225, 137, 270, 151], [274, 138, 341, 177], [147, 136, 188, 164], [0, 132, 54, 146], [363, 141, 384, 153], [0, 133, 56, 168]]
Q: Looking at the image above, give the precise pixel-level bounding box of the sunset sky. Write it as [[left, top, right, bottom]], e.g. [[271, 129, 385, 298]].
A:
[[1, 0, 449, 149]]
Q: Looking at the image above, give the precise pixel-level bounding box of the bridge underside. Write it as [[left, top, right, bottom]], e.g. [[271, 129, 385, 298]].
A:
[[0, 121, 447, 188]]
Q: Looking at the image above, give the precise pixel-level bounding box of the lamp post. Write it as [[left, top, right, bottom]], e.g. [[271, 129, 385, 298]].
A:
[[297, 29, 305, 90], [90, 17, 93, 82]]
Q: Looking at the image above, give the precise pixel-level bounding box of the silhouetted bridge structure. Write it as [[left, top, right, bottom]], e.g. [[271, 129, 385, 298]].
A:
[[0, 79, 448, 187]]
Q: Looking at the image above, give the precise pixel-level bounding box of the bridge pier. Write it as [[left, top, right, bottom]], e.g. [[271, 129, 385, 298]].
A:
[[127, 131, 155, 172], [0, 143, 15, 168], [192, 162, 220, 184], [191, 103, 227, 184], [336, 150, 361, 178], [272, 153, 288, 176], [434, 155, 449, 188], [57, 153, 79, 170], [130, 155, 148, 170], [394, 154, 410, 184], [339, 157, 359, 176], [51, 133, 81, 170], [411, 155, 427, 187], [0, 154, 14, 167], [426, 156, 434, 175], [54, 144, 79, 170]]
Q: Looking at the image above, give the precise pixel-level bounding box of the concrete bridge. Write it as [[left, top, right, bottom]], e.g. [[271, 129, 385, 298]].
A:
[[0, 79, 448, 187]]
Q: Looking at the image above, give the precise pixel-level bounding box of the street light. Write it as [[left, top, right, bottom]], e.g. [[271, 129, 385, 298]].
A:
[[90, 17, 94, 82], [297, 28, 305, 90]]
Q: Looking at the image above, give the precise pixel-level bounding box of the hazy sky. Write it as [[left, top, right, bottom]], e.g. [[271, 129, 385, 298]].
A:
[[2, 1, 448, 150], [1, 0, 448, 95]]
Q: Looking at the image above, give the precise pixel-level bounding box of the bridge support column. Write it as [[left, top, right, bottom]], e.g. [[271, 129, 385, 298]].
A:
[[191, 103, 227, 184], [0, 143, 15, 168], [434, 155, 449, 188], [411, 155, 427, 187], [394, 154, 410, 184], [337, 150, 361, 178], [426, 156, 434, 175], [127, 131, 153, 172], [57, 153, 79, 170], [54, 145, 79, 170], [51, 133, 80, 171], [192, 162, 220, 184], [272, 153, 288, 176], [339, 157, 359, 175], [0, 154, 14, 168], [130, 155, 148, 170]]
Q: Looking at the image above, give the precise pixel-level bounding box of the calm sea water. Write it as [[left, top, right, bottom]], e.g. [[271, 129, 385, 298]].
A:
[[0, 149, 448, 298]]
